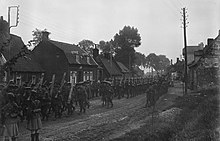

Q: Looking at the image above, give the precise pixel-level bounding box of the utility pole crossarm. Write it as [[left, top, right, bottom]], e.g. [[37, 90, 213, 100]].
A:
[[8, 5, 20, 32]]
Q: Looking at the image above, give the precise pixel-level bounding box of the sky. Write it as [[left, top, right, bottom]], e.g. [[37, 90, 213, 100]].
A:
[[0, 0, 220, 63]]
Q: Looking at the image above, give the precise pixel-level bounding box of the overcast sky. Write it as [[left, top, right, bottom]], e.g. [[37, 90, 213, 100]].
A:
[[1, 0, 219, 62]]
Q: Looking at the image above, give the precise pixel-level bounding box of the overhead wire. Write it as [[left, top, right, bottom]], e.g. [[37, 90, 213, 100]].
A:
[[21, 8, 86, 39]]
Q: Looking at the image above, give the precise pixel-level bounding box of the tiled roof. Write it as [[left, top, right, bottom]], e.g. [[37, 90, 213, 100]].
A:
[[11, 56, 45, 72], [100, 57, 122, 76], [116, 61, 130, 73], [2, 34, 44, 72], [49, 40, 98, 66]]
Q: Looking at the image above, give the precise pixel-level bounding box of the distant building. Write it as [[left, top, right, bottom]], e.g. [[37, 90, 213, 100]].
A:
[[32, 31, 99, 84], [116, 61, 130, 78], [93, 47, 122, 80], [182, 43, 204, 65]]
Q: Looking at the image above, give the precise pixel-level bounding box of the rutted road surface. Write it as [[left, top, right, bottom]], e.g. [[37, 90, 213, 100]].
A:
[[18, 83, 183, 141], [18, 94, 148, 141]]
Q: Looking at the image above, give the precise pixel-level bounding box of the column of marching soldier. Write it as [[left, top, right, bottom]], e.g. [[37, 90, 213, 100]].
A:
[[0, 75, 171, 141]]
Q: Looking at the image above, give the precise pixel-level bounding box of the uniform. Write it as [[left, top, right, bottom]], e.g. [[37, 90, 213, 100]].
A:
[[26, 99, 42, 141], [1, 93, 21, 141]]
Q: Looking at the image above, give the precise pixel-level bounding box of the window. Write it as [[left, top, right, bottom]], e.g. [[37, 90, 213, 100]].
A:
[[90, 71, 93, 80], [16, 74, 21, 86], [83, 71, 92, 81], [70, 71, 77, 84]]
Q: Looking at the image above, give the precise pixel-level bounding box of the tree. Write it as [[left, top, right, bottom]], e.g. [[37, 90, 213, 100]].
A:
[[146, 53, 170, 74], [78, 39, 94, 56], [158, 55, 170, 72], [134, 52, 147, 68], [0, 17, 10, 51], [99, 40, 115, 55], [32, 28, 49, 47], [113, 26, 141, 69], [146, 53, 160, 72]]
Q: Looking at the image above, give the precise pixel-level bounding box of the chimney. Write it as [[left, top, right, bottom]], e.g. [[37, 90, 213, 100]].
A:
[[198, 42, 204, 48], [171, 59, 173, 65], [42, 31, 50, 41], [93, 45, 99, 59], [0, 16, 3, 20], [207, 38, 214, 46], [176, 58, 179, 63]]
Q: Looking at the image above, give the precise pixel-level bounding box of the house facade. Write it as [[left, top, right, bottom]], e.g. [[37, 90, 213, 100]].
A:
[[32, 31, 99, 84], [0, 34, 45, 85], [93, 48, 122, 80], [188, 30, 220, 90]]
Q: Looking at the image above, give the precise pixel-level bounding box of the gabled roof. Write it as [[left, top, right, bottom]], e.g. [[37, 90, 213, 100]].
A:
[[2, 34, 44, 72], [99, 57, 122, 76], [49, 40, 98, 66], [188, 31, 220, 68], [116, 61, 130, 73]]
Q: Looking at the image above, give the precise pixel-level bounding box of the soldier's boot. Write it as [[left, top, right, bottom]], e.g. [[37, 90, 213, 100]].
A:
[[35, 133, 40, 141], [31, 134, 35, 141]]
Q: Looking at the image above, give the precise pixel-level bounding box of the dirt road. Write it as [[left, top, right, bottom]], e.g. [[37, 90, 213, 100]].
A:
[[18, 82, 183, 141]]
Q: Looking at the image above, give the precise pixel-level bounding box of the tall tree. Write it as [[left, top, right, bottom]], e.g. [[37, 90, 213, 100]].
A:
[[113, 26, 141, 69], [78, 39, 94, 56], [146, 53, 170, 73], [158, 55, 170, 72], [146, 53, 160, 71], [134, 52, 146, 68]]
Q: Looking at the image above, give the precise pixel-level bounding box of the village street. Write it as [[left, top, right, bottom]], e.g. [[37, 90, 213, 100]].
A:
[[17, 81, 183, 141]]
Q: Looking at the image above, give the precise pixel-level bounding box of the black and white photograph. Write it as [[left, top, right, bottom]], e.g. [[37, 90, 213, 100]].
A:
[[0, 0, 220, 140]]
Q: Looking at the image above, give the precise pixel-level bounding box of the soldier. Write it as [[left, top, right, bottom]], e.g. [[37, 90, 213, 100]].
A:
[[99, 82, 106, 107], [26, 99, 42, 141], [1, 92, 22, 141], [102, 81, 113, 108], [75, 85, 87, 113], [40, 91, 51, 121], [145, 85, 156, 107]]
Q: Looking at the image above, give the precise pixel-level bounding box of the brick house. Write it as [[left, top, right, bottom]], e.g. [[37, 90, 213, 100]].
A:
[[32, 31, 99, 84]]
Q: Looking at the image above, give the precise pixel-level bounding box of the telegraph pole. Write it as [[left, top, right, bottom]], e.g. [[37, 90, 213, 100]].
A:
[[182, 7, 188, 95]]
